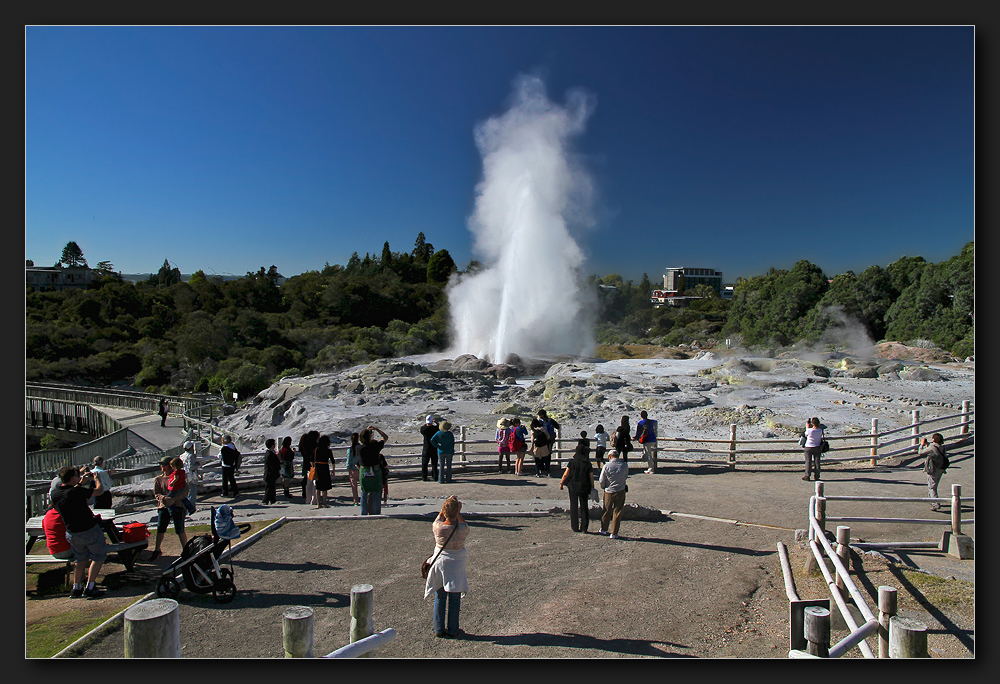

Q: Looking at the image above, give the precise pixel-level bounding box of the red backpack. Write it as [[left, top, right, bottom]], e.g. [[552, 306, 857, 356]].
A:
[[507, 427, 525, 452]]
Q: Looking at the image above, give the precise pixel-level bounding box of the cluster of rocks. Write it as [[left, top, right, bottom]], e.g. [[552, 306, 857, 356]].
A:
[[219, 344, 969, 452], [487, 362, 713, 424], [549, 501, 665, 521]]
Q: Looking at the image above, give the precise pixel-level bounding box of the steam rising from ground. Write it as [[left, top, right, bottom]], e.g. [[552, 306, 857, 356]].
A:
[[794, 305, 877, 363], [447, 75, 597, 363]]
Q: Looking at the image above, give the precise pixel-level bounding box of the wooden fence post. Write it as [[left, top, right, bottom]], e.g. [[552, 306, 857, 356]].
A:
[[835, 526, 850, 590], [815, 481, 826, 538], [350, 583, 375, 657], [878, 586, 897, 658], [911, 410, 920, 451], [951, 484, 962, 536], [961, 400, 969, 435], [124, 598, 180, 658], [870, 418, 878, 466], [804, 606, 830, 657], [459, 426, 467, 465], [728, 424, 736, 471], [282, 606, 314, 658], [889, 616, 929, 658]]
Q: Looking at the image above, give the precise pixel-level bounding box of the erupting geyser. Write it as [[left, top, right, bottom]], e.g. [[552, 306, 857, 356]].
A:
[[447, 74, 597, 363]]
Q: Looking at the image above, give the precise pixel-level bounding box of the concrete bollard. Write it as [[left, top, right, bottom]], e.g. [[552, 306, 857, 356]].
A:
[[944, 484, 975, 559], [804, 606, 830, 657], [350, 583, 375, 657], [282, 606, 314, 658], [124, 598, 180, 658], [877, 586, 897, 658], [889, 616, 929, 658]]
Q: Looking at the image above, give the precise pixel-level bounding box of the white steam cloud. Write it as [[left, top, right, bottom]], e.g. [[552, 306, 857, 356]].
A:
[[447, 74, 597, 363]]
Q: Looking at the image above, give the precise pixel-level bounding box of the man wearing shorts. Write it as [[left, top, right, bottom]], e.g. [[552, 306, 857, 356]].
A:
[[50, 465, 108, 598]]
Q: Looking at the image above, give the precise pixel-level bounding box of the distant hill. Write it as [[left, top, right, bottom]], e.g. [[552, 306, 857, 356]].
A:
[[120, 273, 243, 284]]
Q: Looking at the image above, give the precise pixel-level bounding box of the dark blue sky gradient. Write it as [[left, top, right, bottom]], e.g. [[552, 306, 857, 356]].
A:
[[25, 26, 974, 284]]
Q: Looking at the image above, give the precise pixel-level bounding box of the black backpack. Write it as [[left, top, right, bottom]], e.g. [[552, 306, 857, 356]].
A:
[[614, 428, 629, 450]]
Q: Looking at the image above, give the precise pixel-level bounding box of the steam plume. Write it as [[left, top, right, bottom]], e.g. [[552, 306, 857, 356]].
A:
[[447, 74, 596, 363]]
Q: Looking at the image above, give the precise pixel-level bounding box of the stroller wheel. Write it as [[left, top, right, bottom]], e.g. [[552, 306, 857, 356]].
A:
[[212, 577, 236, 604], [157, 576, 181, 599]]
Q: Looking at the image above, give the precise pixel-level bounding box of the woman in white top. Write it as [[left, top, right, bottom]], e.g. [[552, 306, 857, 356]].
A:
[[802, 417, 824, 481], [424, 496, 469, 638]]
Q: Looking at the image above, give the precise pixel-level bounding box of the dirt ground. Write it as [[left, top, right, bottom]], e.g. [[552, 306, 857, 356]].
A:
[[31, 445, 975, 660]]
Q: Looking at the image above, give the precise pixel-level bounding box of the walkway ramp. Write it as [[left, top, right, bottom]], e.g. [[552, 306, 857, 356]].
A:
[[98, 409, 189, 454]]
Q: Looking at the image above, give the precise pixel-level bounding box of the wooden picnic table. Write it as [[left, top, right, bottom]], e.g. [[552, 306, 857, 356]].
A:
[[25, 509, 148, 572]]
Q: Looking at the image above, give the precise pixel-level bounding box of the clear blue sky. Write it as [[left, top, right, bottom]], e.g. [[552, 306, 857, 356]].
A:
[[25, 25, 974, 284]]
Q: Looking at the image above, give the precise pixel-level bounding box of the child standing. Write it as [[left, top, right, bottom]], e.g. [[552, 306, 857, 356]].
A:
[[593, 424, 609, 468], [496, 418, 513, 474]]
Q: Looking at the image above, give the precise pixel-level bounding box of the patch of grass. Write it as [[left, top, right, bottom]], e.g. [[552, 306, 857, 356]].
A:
[[25, 517, 279, 658], [26, 604, 125, 658], [898, 569, 975, 609]]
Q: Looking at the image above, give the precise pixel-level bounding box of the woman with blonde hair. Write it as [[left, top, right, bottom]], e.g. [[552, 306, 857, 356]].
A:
[[424, 496, 469, 638]]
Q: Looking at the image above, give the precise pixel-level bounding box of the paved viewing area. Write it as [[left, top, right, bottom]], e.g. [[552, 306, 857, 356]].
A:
[[30, 408, 975, 659]]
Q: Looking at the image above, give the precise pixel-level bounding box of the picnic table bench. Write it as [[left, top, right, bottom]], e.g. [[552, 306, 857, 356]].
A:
[[25, 510, 148, 572]]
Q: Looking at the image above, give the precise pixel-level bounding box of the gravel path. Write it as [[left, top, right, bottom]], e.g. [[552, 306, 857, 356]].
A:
[[60, 444, 974, 659]]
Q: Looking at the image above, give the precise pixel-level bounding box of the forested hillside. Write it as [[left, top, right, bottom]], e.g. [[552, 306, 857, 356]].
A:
[[25, 238, 974, 399]]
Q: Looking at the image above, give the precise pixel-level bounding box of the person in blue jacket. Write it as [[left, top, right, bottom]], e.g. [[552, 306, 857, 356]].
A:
[[635, 410, 658, 474], [431, 421, 456, 484]]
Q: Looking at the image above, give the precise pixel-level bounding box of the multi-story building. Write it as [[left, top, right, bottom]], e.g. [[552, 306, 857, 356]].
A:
[[26, 265, 94, 292], [650, 267, 725, 308], [662, 267, 723, 295]]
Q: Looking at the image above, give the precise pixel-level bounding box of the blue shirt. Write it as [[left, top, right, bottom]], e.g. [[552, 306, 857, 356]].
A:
[[430, 430, 455, 455], [635, 418, 657, 442]]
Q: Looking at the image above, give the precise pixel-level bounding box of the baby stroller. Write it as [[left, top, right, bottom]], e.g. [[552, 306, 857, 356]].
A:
[[156, 505, 250, 604]]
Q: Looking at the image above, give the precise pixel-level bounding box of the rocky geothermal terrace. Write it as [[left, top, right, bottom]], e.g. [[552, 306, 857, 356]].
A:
[[218, 343, 975, 453]]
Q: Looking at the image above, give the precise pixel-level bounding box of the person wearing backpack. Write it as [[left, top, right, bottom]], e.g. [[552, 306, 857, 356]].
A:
[[219, 434, 242, 498], [537, 410, 560, 476], [613, 416, 633, 464], [359, 426, 390, 514], [559, 432, 595, 532], [496, 418, 513, 474], [635, 411, 659, 474], [920, 433, 948, 511], [529, 418, 551, 477], [431, 421, 457, 484], [510, 418, 529, 475]]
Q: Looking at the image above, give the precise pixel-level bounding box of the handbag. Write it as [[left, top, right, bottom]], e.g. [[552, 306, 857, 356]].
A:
[[308, 465, 316, 480], [421, 522, 458, 579], [821, 439, 830, 453]]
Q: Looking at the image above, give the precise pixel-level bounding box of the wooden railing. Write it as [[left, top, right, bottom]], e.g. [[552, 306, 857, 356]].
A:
[[780, 479, 974, 657], [25, 381, 210, 416]]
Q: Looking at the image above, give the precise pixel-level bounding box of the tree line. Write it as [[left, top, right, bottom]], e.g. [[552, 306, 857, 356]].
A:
[[26, 233, 457, 399], [26, 237, 973, 399]]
